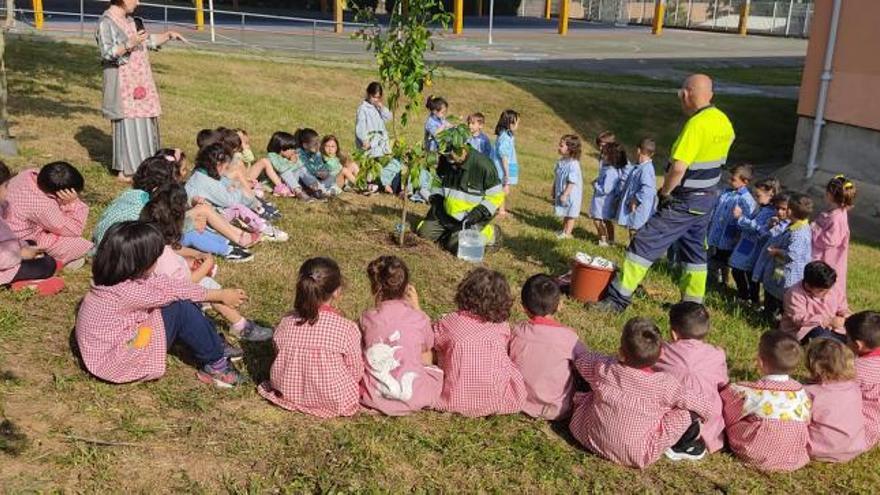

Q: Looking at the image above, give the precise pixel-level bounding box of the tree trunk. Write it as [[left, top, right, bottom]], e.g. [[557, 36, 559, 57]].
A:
[[398, 170, 409, 246], [0, 0, 16, 155]]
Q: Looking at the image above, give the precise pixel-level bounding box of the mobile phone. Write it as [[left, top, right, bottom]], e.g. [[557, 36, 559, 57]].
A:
[[134, 17, 146, 33]]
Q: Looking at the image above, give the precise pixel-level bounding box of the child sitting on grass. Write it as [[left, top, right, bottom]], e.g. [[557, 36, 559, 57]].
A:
[[589, 132, 626, 247], [0, 161, 63, 296], [721, 330, 810, 472], [258, 257, 363, 418], [140, 183, 273, 344], [655, 302, 729, 456], [761, 193, 813, 318], [321, 135, 359, 194], [466, 112, 493, 158], [844, 311, 880, 449], [247, 131, 302, 198], [433, 267, 526, 417], [707, 163, 756, 287], [360, 255, 443, 416], [780, 261, 850, 345], [4, 161, 92, 271], [616, 137, 657, 242], [729, 178, 780, 303], [295, 128, 333, 198], [76, 221, 247, 387], [804, 338, 867, 463], [551, 134, 583, 240], [812, 175, 856, 304], [509, 274, 587, 421], [569, 317, 713, 468]]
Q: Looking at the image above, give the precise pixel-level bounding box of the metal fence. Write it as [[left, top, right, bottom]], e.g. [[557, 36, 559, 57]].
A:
[[3, 0, 377, 56], [618, 0, 813, 37]]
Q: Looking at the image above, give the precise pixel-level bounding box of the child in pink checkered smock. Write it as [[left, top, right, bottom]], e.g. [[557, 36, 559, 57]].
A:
[[433, 268, 526, 417], [845, 311, 880, 449], [569, 317, 713, 469], [4, 162, 93, 268], [811, 175, 855, 305], [359, 256, 443, 416], [721, 330, 811, 472], [258, 257, 363, 418]]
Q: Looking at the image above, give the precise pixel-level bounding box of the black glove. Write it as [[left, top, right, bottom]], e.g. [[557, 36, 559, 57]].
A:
[[658, 192, 674, 210], [464, 205, 491, 226]]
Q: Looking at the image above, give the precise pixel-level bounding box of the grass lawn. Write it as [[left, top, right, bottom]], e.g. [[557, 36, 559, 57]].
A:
[[1, 35, 879, 492]]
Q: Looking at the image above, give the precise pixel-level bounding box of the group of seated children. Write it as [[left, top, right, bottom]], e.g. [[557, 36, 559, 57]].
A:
[[552, 131, 657, 244], [706, 169, 855, 344]]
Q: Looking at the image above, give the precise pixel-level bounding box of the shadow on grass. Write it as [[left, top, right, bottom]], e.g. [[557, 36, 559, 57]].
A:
[[505, 234, 571, 274], [242, 339, 275, 384], [75, 125, 113, 170]]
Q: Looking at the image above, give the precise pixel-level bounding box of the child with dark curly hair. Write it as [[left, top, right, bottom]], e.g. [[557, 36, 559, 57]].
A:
[[432, 267, 526, 417], [359, 255, 443, 416]]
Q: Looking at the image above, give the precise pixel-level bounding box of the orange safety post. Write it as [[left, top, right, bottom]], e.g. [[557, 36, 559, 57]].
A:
[[195, 0, 205, 31], [33, 0, 44, 30], [453, 0, 463, 34], [652, 0, 665, 35], [334, 0, 343, 34], [738, 0, 751, 36], [558, 0, 570, 35]]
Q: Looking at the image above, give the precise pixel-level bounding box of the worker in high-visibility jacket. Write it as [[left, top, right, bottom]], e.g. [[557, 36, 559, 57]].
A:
[[597, 74, 735, 312], [418, 144, 505, 253]]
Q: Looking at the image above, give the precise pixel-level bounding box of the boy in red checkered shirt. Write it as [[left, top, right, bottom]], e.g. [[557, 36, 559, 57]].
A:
[[844, 311, 880, 448], [721, 330, 811, 471], [569, 317, 713, 468]]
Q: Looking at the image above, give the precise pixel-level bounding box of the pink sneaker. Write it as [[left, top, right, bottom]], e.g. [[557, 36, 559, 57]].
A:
[[10, 277, 65, 296], [273, 184, 294, 197]]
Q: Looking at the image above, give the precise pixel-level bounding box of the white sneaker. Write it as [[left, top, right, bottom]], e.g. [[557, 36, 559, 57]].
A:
[[597, 239, 610, 248], [261, 226, 289, 242], [555, 231, 572, 240], [63, 257, 86, 272]]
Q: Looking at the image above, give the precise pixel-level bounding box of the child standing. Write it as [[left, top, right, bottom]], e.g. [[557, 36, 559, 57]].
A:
[[551, 134, 583, 240], [321, 135, 359, 193], [0, 162, 63, 296], [655, 302, 729, 455], [258, 257, 363, 418], [359, 256, 443, 416], [493, 109, 521, 216], [781, 261, 850, 345], [140, 184, 273, 343], [424, 95, 451, 153], [812, 175, 855, 304], [844, 311, 880, 448], [509, 274, 587, 420], [616, 138, 657, 242], [466, 113, 493, 158], [751, 193, 790, 308], [761, 193, 813, 318], [76, 221, 247, 387], [569, 317, 713, 468], [804, 339, 868, 462], [707, 164, 756, 287], [356, 82, 393, 158], [4, 162, 92, 270], [729, 178, 780, 303], [433, 268, 526, 417], [721, 330, 811, 472], [589, 133, 627, 247]]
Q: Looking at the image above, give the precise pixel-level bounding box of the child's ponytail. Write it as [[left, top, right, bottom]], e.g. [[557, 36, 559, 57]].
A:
[[194, 143, 229, 180], [827, 174, 857, 208], [294, 257, 342, 325], [425, 95, 447, 113], [139, 183, 188, 249]]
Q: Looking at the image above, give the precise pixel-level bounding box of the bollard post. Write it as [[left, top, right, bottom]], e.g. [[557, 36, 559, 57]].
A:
[[544, 0, 552, 19], [33, 0, 43, 30], [195, 0, 205, 31], [652, 0, 665, 35], [476, 0, 483, 17], [334, 0, 343, 33], [558, 0, 570, 34], [453, 0, 463, 34], [738, 0, 750, 36], [80, 0, 85, 37]]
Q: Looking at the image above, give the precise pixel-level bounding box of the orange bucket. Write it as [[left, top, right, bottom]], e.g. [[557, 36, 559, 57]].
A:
[[570, 260, 614, 303]]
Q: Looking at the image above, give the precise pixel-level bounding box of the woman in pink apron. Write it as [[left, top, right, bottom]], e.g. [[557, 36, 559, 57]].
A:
[[96, 0, 186, 182]]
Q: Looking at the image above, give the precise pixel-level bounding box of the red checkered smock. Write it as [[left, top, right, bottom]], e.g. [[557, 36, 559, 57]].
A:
[[75, 274, 208, 383], [856, 350, 880, 448], [258, 306, 363, 418], [432, 311, 526, 417], [568, 352, 713, 469]]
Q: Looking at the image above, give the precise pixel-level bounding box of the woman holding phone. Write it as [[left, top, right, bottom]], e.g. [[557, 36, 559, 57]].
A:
[[97, 0, 186, 182]]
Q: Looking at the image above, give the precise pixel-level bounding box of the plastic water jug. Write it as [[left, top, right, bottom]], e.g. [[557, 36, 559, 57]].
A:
[[457, 227, 485, 263]]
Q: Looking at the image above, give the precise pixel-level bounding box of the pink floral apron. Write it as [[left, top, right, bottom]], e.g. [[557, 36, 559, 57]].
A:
[[109, 14, 161, 119]]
